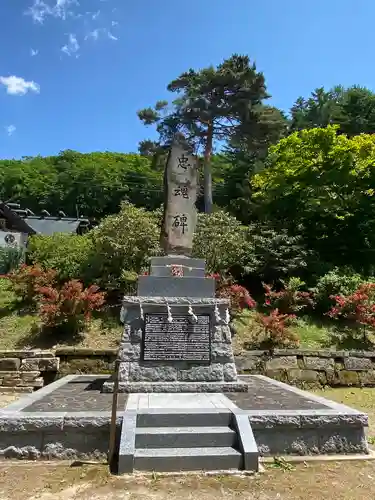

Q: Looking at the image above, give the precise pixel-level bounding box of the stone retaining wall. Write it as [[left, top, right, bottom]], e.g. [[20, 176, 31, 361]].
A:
[[0, 351, 59, 393], [3, 348, 375, 392], [53, 348, 375, 389], [236, 349, 375, 388]]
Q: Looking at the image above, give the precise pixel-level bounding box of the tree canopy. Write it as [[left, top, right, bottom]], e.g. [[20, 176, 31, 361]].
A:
[[251, 126, 375, 273], [137, 54, 282, 213], [290, 85, 375, 136]]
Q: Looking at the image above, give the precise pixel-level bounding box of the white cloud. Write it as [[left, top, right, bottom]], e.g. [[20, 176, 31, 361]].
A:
[[92, 10, 100, 20], [85, 28, 100, 41], [30, 48, 39, 56], [85, 28, 118, 42], [61, 33, 79, 56], [5, 125, 16, 137], [111, 20, 118, 26], [25, 0, 79, 24], [107, 31, 118, 41], [0, 76, 40, 96]]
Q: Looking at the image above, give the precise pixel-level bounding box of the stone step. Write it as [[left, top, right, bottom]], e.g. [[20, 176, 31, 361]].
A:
[[137, 410, 232, 428], [135, 426, 237, 448], [134, 447, 243, 472]]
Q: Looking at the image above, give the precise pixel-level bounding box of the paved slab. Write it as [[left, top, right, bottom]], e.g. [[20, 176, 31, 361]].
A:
[[19, 377, 128, 412], [229, 376, 329, 410], [126, 393, 238, 410]]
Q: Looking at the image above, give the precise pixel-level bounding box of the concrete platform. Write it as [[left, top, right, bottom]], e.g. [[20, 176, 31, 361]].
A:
[[0, 374, 369, 472]]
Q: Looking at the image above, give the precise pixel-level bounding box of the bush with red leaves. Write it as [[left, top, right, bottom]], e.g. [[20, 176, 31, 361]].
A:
[[263, 278, 314, 315], [328, 283, 375, 328], [8, 264, 57, 305], [215, 276, 256, 316], [255, 309, 299, 348], [36, 279, 105, 332]]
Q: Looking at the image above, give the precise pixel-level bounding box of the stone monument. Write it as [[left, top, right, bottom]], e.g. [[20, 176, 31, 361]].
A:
[[103, 139, 248, 393]]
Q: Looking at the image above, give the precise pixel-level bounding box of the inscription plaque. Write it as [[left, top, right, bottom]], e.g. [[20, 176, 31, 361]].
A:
[[142, 313, 211, 362]]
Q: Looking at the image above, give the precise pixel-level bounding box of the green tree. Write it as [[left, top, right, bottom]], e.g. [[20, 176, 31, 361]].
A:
[[89, 202, 161, 291], [251, 126, 375, 273], [138, 54, 270, 213], [219, 105, 288, 222], [193, 211, 248, 274], [290, 85, 375, 136], [28, 233, 94, 282], [0, 151, 163, 219]]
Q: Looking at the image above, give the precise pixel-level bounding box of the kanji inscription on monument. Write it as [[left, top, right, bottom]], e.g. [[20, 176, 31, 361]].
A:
[[160, 143, 198, 255], [142, 314, 211, 362]]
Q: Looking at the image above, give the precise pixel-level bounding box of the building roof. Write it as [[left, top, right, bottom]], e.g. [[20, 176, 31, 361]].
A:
[[0, 202, 89, 236], [23, 217, 82, 235]]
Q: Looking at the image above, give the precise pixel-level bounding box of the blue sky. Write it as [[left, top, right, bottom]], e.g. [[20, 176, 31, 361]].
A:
[[0, 0, 374, 160]]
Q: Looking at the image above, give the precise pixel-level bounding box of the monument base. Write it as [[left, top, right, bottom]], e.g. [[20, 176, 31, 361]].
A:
[[102, 381, 248, 393], [102, 297, 246, 394]]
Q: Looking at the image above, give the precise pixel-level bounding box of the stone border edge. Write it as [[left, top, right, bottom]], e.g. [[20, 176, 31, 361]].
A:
[[118, 410, 137, 474], [231, 412, 259, 471], [251, 375, 367, 415]]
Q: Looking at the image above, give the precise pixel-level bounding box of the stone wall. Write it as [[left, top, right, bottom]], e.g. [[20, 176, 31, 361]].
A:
[[236, 349, 375, 388], [0, 351, 59, 392], [3, 348, 375, 392], [55, 348, 116, 377]]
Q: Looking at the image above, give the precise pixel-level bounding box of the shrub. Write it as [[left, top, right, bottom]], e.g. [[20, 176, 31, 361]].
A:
[[312, 267, 366, 312], [255, 309, 299, 348], [28, 233, 94, 283], [8, 264, 57, 305], [0, 246, 25, 275], [244, 224, 311, 282], [90, 202, 160, 291], [263, 277, 314, 314], [37, 280, 105, 333], [216, 277, 257, 316], [194, 211, 248, 274], [328, 283, 375, 342]]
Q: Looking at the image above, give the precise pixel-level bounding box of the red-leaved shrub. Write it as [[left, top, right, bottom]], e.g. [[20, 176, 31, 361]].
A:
[[36, 279, 105, 332], [216, 277, 256, 316], [263, 278, 314, 314], [328, 283, 375, 329], [255, 309, 299, 348], [8, 264, 57, 305]]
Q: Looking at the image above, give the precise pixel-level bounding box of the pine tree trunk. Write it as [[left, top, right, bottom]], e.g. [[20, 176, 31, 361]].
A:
[[203, 123, 214, 213]]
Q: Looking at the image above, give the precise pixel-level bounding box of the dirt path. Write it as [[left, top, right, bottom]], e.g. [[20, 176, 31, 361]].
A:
[[0, 461, 375, 500]]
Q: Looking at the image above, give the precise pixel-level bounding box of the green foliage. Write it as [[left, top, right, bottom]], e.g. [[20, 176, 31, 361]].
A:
[[251, 126, 375, 273], [0, 151, 163, 219], [244, 224, 311, 282], [312, 267, 367, 312], [0, 246, 25, 274], [28, 233, 94, 282], [193, 211, 248, 274], [90, 202, 160, 291], [290, 85, 375, 136]]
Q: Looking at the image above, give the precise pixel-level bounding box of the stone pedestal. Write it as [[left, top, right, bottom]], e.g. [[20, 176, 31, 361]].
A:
[[102, 296, 248, 393], [102, 255, 248, 393]]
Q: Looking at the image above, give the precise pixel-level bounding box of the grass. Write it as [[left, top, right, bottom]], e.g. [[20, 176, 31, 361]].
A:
[[0, 278, 122, 350], [313, 386, 375, 436], [232, 308, 364, 352]]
